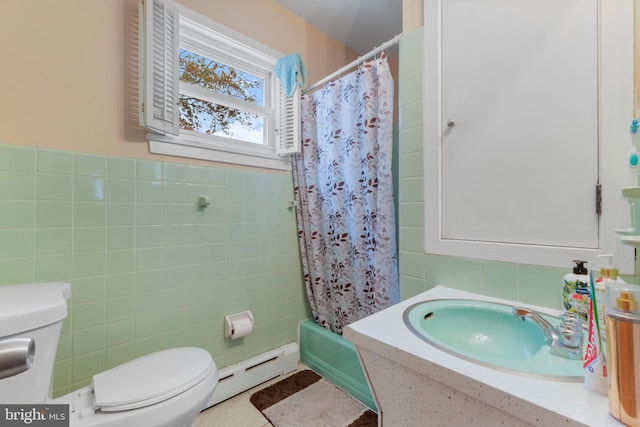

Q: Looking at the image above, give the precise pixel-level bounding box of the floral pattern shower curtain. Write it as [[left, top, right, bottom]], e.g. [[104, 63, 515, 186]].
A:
[[292, 56, 399, 335]]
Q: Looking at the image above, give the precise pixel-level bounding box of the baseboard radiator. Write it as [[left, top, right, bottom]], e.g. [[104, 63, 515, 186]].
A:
[[203, 342, 299, 409]]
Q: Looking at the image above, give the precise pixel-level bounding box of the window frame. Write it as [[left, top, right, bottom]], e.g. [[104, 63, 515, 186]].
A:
[[141, 0, 297, 170]]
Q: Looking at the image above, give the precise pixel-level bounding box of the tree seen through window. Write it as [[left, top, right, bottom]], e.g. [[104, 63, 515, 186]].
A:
[[178, 49, 264, 143]]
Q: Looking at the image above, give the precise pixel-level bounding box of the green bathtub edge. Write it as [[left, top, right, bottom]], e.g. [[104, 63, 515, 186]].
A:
[[299, 319, 377, 412]]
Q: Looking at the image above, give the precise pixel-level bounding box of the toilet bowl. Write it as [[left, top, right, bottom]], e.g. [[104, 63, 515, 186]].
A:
[[0, 282, 218, 427]]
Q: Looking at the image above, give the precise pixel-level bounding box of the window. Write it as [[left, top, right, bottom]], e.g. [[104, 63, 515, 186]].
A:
[[140, 0, 300, 170]]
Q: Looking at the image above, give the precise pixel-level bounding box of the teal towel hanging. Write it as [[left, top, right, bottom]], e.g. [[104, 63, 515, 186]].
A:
[[274, 53, 306, 97]]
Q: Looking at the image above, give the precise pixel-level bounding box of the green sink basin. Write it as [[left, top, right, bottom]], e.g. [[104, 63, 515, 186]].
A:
[[403, 299, 584, 382]]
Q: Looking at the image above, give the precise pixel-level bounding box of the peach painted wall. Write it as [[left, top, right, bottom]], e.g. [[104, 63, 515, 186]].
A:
[[402, 0, 423, 34], [0, 0, 359, 167]]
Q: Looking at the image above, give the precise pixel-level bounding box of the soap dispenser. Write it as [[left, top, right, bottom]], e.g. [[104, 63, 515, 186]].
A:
[[563, 260, 590, 322], [606, 283, 640, 426]]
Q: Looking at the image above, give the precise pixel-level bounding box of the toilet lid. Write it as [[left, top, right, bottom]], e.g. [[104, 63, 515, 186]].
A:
[[92, 347, 215, 412]]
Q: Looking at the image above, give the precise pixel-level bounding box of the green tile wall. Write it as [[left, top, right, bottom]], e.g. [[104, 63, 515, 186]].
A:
[[396, 28, 634, 309], [0, 142, 308, 397]]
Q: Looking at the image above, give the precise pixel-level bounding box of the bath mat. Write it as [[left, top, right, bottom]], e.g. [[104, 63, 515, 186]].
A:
[[250, 370, 377, 427]]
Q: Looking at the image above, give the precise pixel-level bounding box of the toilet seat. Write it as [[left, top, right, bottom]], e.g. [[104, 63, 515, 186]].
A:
[[92, 347, 214, 412]]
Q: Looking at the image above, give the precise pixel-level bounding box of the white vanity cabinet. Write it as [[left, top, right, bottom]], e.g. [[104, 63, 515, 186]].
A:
[[344, 286, 623, 426]]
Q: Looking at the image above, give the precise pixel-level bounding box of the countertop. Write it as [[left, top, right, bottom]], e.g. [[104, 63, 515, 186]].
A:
[[343, 285, 624, 427]]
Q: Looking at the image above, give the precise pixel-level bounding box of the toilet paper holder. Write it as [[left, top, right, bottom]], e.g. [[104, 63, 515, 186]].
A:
[[224, 311, 254, 339]]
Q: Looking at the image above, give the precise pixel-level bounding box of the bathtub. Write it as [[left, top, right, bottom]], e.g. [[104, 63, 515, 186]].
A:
[[299, 319, 377, 411]]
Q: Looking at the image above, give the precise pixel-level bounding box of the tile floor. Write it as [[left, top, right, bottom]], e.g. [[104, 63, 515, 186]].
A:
[[193, 365, 308, 427]]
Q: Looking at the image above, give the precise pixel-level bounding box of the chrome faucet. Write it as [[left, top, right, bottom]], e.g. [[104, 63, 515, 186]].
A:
[[512, 307, 584, 360]]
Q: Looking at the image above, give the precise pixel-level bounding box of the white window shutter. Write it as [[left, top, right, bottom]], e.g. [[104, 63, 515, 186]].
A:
[[275, 85, 301, 155], [141, 0, 179, 135]]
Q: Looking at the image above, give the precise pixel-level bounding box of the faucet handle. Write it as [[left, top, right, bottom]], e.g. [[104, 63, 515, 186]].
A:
[[560, 311, 587, 332], [558, 325, 583, 348], [0, 338, 35, 380], [561, 311, 585, 326], [557, 311, 585, 348]]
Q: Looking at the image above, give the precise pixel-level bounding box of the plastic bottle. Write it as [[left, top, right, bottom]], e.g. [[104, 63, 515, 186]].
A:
[[563, 260, 590, 322], [595, 254, 619, 342]]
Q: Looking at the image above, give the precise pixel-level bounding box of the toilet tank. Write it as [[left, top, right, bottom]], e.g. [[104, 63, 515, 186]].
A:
[[0, 282, 71, 403]]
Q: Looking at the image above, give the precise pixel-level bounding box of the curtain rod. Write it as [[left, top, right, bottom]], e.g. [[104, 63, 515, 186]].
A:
[[302, 33, 403, 95]]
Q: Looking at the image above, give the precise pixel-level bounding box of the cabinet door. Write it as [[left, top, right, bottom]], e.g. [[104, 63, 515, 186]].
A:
[[441, 0, 598, 248], [423, 0, 635, 272]]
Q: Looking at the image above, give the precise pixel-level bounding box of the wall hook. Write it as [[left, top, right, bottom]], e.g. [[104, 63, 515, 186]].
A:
[[197, 196, 210, 208]]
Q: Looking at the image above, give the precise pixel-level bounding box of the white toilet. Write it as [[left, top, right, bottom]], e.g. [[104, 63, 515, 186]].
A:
[[0, 282, 218, 426]]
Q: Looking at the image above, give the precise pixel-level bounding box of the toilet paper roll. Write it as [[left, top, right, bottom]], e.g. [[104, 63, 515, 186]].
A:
[[230, 317, 253, 339]]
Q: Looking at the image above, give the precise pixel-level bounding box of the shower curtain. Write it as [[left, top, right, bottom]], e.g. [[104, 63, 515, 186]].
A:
[[292, 56, 399, 335]]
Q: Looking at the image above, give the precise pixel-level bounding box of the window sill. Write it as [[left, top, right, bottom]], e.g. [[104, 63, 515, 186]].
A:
[[147, 132, 292, 171]]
